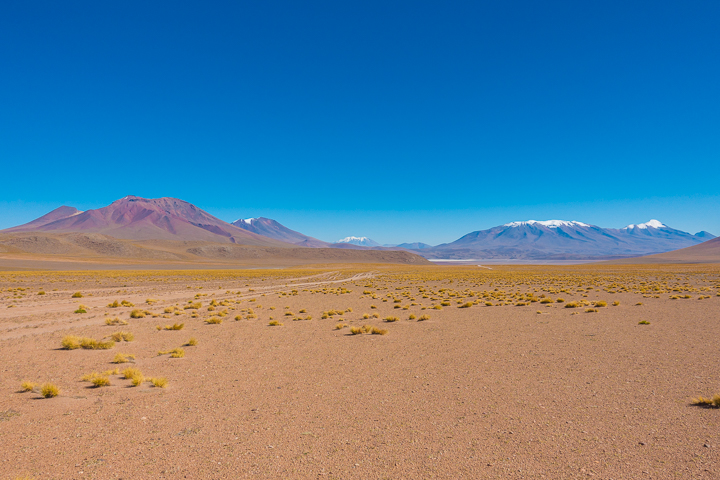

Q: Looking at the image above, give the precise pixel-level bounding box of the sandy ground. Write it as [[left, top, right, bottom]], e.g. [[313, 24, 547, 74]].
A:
[[1, 264, 719, 479]]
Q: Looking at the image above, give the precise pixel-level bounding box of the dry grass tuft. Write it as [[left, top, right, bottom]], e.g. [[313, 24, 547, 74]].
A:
[[268, 320, 283, 326], [158, 348, 185, 358], [371, 327, 388, 335], [205, 317, 223, 324], [20, 381, 36, 392], [691, 394, 720, 408], [112, 353, 135, 364], [122, 367, 143, 379], [109, 331, 134, 342], [105, 317, 128, 326], [149, 377, 168, 388], [185, 337, 198, 346], [383, 316, 399, 322], [40, 383, 60, 398]]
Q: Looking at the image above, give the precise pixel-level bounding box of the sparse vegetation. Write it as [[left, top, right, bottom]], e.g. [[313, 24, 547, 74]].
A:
[[20, 381, 36, 392], [40, 383, 60, 398], [112, 353, 135, 363]]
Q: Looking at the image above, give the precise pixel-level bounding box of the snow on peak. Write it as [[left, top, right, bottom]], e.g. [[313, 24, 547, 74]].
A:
[[623, 220, 665, 230], [504, 220, 590, 228], [241, 218, 256, 224], [338, 236, 370, 243]]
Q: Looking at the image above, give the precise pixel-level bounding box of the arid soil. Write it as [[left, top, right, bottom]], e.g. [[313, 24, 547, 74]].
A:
[[1, 265, 719, 479]]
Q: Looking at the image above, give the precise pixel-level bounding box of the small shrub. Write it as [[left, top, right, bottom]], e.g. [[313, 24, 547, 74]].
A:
[[112, 353, 135, 364], [105, 317, 127, 325], [409, 314, 416, 320], [635, 302, 643, 306], [122, 367, 142, 379], [120, 300, 134, 307], [564, 302, 579, 308], [165, 323, 184, 330], [40, 383, 60, 398], [585, 308, 598, 313], [418, 314, 430, 321], [268, 320, 282, 326], [205, 317, 222, 324], [157, 347, 184, 357], [149, 377, 168, 388], [370, 327, 388, 335], [72, 292, 83, 298], [20, 381, 36, 392], [384, 316, 399, 322], [691, 394, 720, 408], [540, 298, 553, 304], [38, 290, 45, 295], [74, 305, 88, 314], [185, 337, 198, 346], [612, 301, 620, 306], [130, 309, 145, 319], [594, 301, 607, 307], [638, 320, 650, 325], [458, 302, 473, 308], [334, 323, 348, 330], [109, 331, 134, 342], [556, 298, 565, 303], [107, 300, 120, 308], [349, 326, 363, 335], [61, 335, 81, 350], [130, 374, 145, 386], [90, 375, 111, 388]]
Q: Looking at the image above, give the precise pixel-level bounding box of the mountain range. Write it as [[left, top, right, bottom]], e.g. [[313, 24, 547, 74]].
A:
[[1, 197, 716, 262], [419, 219, 714, 260]]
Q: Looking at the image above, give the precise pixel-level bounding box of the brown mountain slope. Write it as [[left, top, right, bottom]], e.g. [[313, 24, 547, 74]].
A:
[[0, 231, 431, 268], [3, 196, 290, 247], [605, 236, 720, 264]]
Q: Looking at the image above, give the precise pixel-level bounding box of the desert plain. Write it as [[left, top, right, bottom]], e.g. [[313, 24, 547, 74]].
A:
[[1, 263, 719, 479]]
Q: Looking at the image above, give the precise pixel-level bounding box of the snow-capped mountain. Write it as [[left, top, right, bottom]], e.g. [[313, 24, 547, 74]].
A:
[[231, 217, 329, 247], [335, 236, 380, 247], [418, 219, 714, 260]]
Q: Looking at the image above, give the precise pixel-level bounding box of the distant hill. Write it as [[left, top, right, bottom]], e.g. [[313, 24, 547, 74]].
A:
[[605, 235, 720, 264], [416, 219, 713, 260], [232, 217, 329, 247], [394, 242, 433, 250]]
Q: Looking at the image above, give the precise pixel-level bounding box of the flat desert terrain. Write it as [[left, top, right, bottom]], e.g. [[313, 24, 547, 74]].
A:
[[1, 264, 719, 479]]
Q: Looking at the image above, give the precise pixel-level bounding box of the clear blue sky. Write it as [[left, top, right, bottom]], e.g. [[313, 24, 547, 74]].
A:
[[1, 1, 718, 244]]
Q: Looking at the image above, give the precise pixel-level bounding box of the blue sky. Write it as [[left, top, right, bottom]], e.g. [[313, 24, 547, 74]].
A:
[[1, 1, 718, 245]]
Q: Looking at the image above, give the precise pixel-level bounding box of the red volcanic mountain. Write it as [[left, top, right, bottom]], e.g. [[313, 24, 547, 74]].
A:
[[3, 196, 291, 246]]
